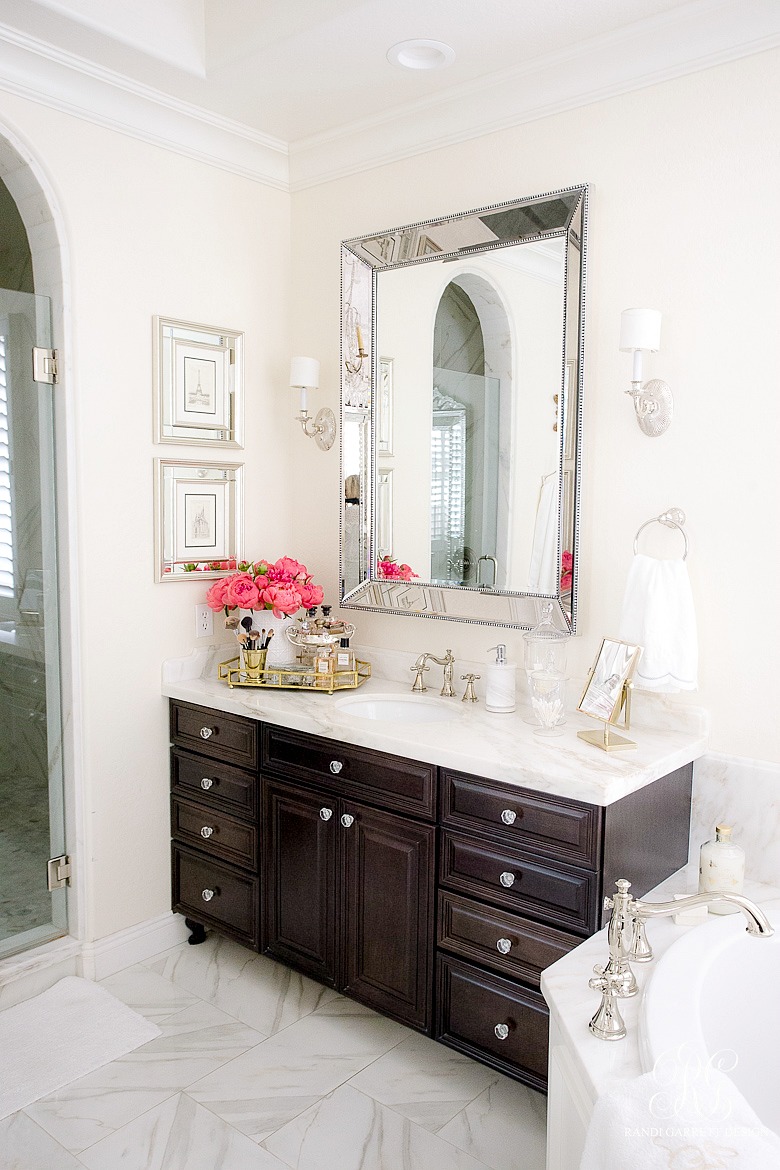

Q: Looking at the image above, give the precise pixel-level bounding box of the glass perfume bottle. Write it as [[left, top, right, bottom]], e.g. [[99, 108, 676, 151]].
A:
[[314, 643, 335, 687], [335, 638, 356, 672]]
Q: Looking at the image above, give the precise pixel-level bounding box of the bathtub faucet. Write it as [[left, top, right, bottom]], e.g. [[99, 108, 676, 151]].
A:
[[588, 878, 773, 1042]]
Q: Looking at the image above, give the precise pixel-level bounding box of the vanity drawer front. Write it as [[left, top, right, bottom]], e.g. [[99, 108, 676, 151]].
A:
[[440, 769, 600, 868], [171, 748, 258, 819], [172, 844, 259, 949], [171, 797, 258, 870], [440, 831, 597, 935], [436, 955, 549, 1091], [170, 701, 258, 769], [437, 891, 577, 987], [261, 725, 436, 820]]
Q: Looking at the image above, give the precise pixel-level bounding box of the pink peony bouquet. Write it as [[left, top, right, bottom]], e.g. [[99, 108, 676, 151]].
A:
[[376, 556, 418, 582], [205, 557, 324, 619]]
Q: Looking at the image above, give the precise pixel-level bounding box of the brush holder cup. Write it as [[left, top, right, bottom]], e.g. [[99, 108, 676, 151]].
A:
[[241, 647, 267, 681]]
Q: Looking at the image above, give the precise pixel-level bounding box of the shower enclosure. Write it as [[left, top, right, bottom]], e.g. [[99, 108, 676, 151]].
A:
[[0, 287, 66, 958]]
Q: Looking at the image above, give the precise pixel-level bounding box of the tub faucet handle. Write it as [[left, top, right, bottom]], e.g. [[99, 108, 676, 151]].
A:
[[588, 965, 633, 1042]]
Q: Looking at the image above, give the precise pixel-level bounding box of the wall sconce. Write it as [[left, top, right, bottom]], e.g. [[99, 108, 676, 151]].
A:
[[619, 308, 674, 437], [290, 356, 336, 451]]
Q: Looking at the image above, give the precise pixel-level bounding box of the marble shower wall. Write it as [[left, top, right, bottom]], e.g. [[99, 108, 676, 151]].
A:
[[689, 754, 780, 886]]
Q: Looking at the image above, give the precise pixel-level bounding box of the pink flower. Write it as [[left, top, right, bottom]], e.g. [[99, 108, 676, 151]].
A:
[[298, 582, 324, 609], [205, 577, 232, 610], [262, 582, 302, 618], [561, 550, 573, 593], [223, 572, 261, 610], [272, 556, 307, 581], [377, 556, 418, 581]]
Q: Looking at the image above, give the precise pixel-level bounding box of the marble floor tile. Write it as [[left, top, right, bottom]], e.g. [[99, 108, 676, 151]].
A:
[[145, 936, 341, 1035], [0, 1110, 84, 1170], [437, 1074, 547, 1170], [77, 1093, 290, 1170], [347, 1031, 499, 1131], [188, 998, 408, 1143], [98, 964, 201, 1024], [24, 999, 266, 1153], [263, 1084, 493, 1170]]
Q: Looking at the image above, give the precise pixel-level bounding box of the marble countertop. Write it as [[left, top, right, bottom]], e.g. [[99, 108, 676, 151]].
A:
[[162, 646, 708, 807], [540, 865, 780, 1105]]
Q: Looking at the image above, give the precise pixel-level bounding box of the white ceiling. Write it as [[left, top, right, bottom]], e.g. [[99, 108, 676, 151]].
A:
[[1, 0, 778, 187]]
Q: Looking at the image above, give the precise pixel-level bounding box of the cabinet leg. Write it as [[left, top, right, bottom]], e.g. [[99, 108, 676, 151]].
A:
[[184, 918, 207, 945]]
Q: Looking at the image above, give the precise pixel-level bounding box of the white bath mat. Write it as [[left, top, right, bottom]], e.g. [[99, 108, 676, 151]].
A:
[[0, 975, 161, 1120]]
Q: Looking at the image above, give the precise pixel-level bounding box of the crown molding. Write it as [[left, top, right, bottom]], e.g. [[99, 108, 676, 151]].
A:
[[1, 0, 778, 194], [288, 0, 780, 190], [0, 23, 289, 190]]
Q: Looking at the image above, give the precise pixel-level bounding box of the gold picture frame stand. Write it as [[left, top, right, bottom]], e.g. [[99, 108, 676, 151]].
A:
[[577, 679, 636, 752]]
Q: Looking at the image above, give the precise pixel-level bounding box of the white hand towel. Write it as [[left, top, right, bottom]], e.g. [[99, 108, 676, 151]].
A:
[[580, 1068, 780, 1170], [528, 473, 559, 592], [618, 553, 698, 692]]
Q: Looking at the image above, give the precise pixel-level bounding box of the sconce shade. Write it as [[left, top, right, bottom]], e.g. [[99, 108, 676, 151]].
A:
[[290, 356, 320, 389], [619, 308, 661, 352]]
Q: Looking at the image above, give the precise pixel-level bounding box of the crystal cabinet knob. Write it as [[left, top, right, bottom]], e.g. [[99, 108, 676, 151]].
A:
[[320, 808, 333, 821], [494, 1023, 510, 1041], [501, 809, 517, 825], [329, 760, 343, 774], [201, 888, 215, 902], [500, 872, 516, 888], [200, 777, 213, 790], [341, 813, 355, 828], [200, 727, 213, 740], [200, 826, 214, 839], [496, 938, 512, 955]]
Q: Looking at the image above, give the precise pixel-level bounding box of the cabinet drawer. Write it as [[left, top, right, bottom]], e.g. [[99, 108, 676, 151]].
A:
[[171, 797, 258, 870], [437, 891, 577, 988], [171, 748, 257, 819], [440, 830, 598, 936], [172, 844, 259, 949], [261, 725, 436, 820], [440, 769, 600, 868], [170, 701, 258, 769], [436, 955, 549, 1091]]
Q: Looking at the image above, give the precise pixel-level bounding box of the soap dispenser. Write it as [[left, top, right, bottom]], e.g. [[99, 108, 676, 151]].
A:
[[485, 644, 517, 713]]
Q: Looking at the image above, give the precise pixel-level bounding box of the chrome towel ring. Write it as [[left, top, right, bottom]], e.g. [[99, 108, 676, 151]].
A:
[[633, 507, 688, 560]]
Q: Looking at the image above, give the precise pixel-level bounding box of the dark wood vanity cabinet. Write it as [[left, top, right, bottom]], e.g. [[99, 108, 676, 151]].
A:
[[169, 699, 693, 1092], [434, 763, 693, 1090], [261, 726, 436, 1032], [169, 702, 261, 950]]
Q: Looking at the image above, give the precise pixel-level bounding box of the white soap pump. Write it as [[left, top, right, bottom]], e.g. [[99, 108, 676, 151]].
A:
[[485, 644, 517, 713]]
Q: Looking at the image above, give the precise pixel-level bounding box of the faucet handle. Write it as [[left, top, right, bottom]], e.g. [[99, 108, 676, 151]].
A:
[[461, 674, 480, 703], [410, 661, 429, 693]]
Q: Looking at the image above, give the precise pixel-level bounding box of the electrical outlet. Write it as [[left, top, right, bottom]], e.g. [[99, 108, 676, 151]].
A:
[[195, 603, 213, 638]]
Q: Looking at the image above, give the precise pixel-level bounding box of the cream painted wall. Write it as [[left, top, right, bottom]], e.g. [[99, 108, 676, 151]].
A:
[[0, 92, 293, 940], [291, 49, 780, 764]]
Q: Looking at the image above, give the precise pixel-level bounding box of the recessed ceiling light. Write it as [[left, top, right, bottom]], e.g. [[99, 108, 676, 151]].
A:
[[387, 39, 456, 71]]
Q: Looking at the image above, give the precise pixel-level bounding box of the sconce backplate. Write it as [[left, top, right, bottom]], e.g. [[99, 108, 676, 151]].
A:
[[314, 407, 337, 451]]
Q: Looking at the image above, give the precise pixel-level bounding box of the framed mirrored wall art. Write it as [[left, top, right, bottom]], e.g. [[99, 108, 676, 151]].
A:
[[154, 317, 244, 446], [154, 458, 243, 581]]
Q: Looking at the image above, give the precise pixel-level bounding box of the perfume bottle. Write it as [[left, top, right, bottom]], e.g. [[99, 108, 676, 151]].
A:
[[698, 824, 745, 914], [314, 643, 335, 686], [335, 637, 356, 672]]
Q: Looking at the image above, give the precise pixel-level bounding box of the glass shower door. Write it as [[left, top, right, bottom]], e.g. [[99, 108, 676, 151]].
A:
[[0, 288, 66, 958]]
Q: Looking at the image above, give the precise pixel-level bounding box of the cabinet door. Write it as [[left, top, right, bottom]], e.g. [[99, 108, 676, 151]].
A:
[[262, 778, 337, 985], [341, 801, 435, 1032]]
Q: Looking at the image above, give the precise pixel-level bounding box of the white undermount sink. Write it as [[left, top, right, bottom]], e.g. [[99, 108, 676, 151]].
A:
[[335, 693, 456, 725]]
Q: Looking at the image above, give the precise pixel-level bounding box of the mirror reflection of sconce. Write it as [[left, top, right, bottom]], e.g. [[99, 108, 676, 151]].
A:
[[343, 307, 367, 376], [619, 308, 673, 437], [290, 356, 336, 451]]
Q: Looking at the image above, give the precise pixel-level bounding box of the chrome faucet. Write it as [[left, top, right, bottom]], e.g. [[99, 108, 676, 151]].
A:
[[588, 878, 773, 1041], [410, 650, 455, 696]]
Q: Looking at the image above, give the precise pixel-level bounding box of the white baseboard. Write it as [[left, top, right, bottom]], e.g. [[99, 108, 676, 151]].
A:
[[80, 912, 191, 981]]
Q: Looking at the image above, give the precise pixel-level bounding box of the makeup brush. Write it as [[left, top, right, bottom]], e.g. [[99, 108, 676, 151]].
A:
[[263, 629, 275, 651], [241, 616, 254, 634]]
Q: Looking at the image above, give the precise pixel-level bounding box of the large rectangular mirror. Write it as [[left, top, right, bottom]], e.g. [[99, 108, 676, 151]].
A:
[[340, 184, 587, 632]]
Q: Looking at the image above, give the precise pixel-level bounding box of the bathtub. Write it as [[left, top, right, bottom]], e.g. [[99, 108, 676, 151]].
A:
[[639, 897, 780, 1133]]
